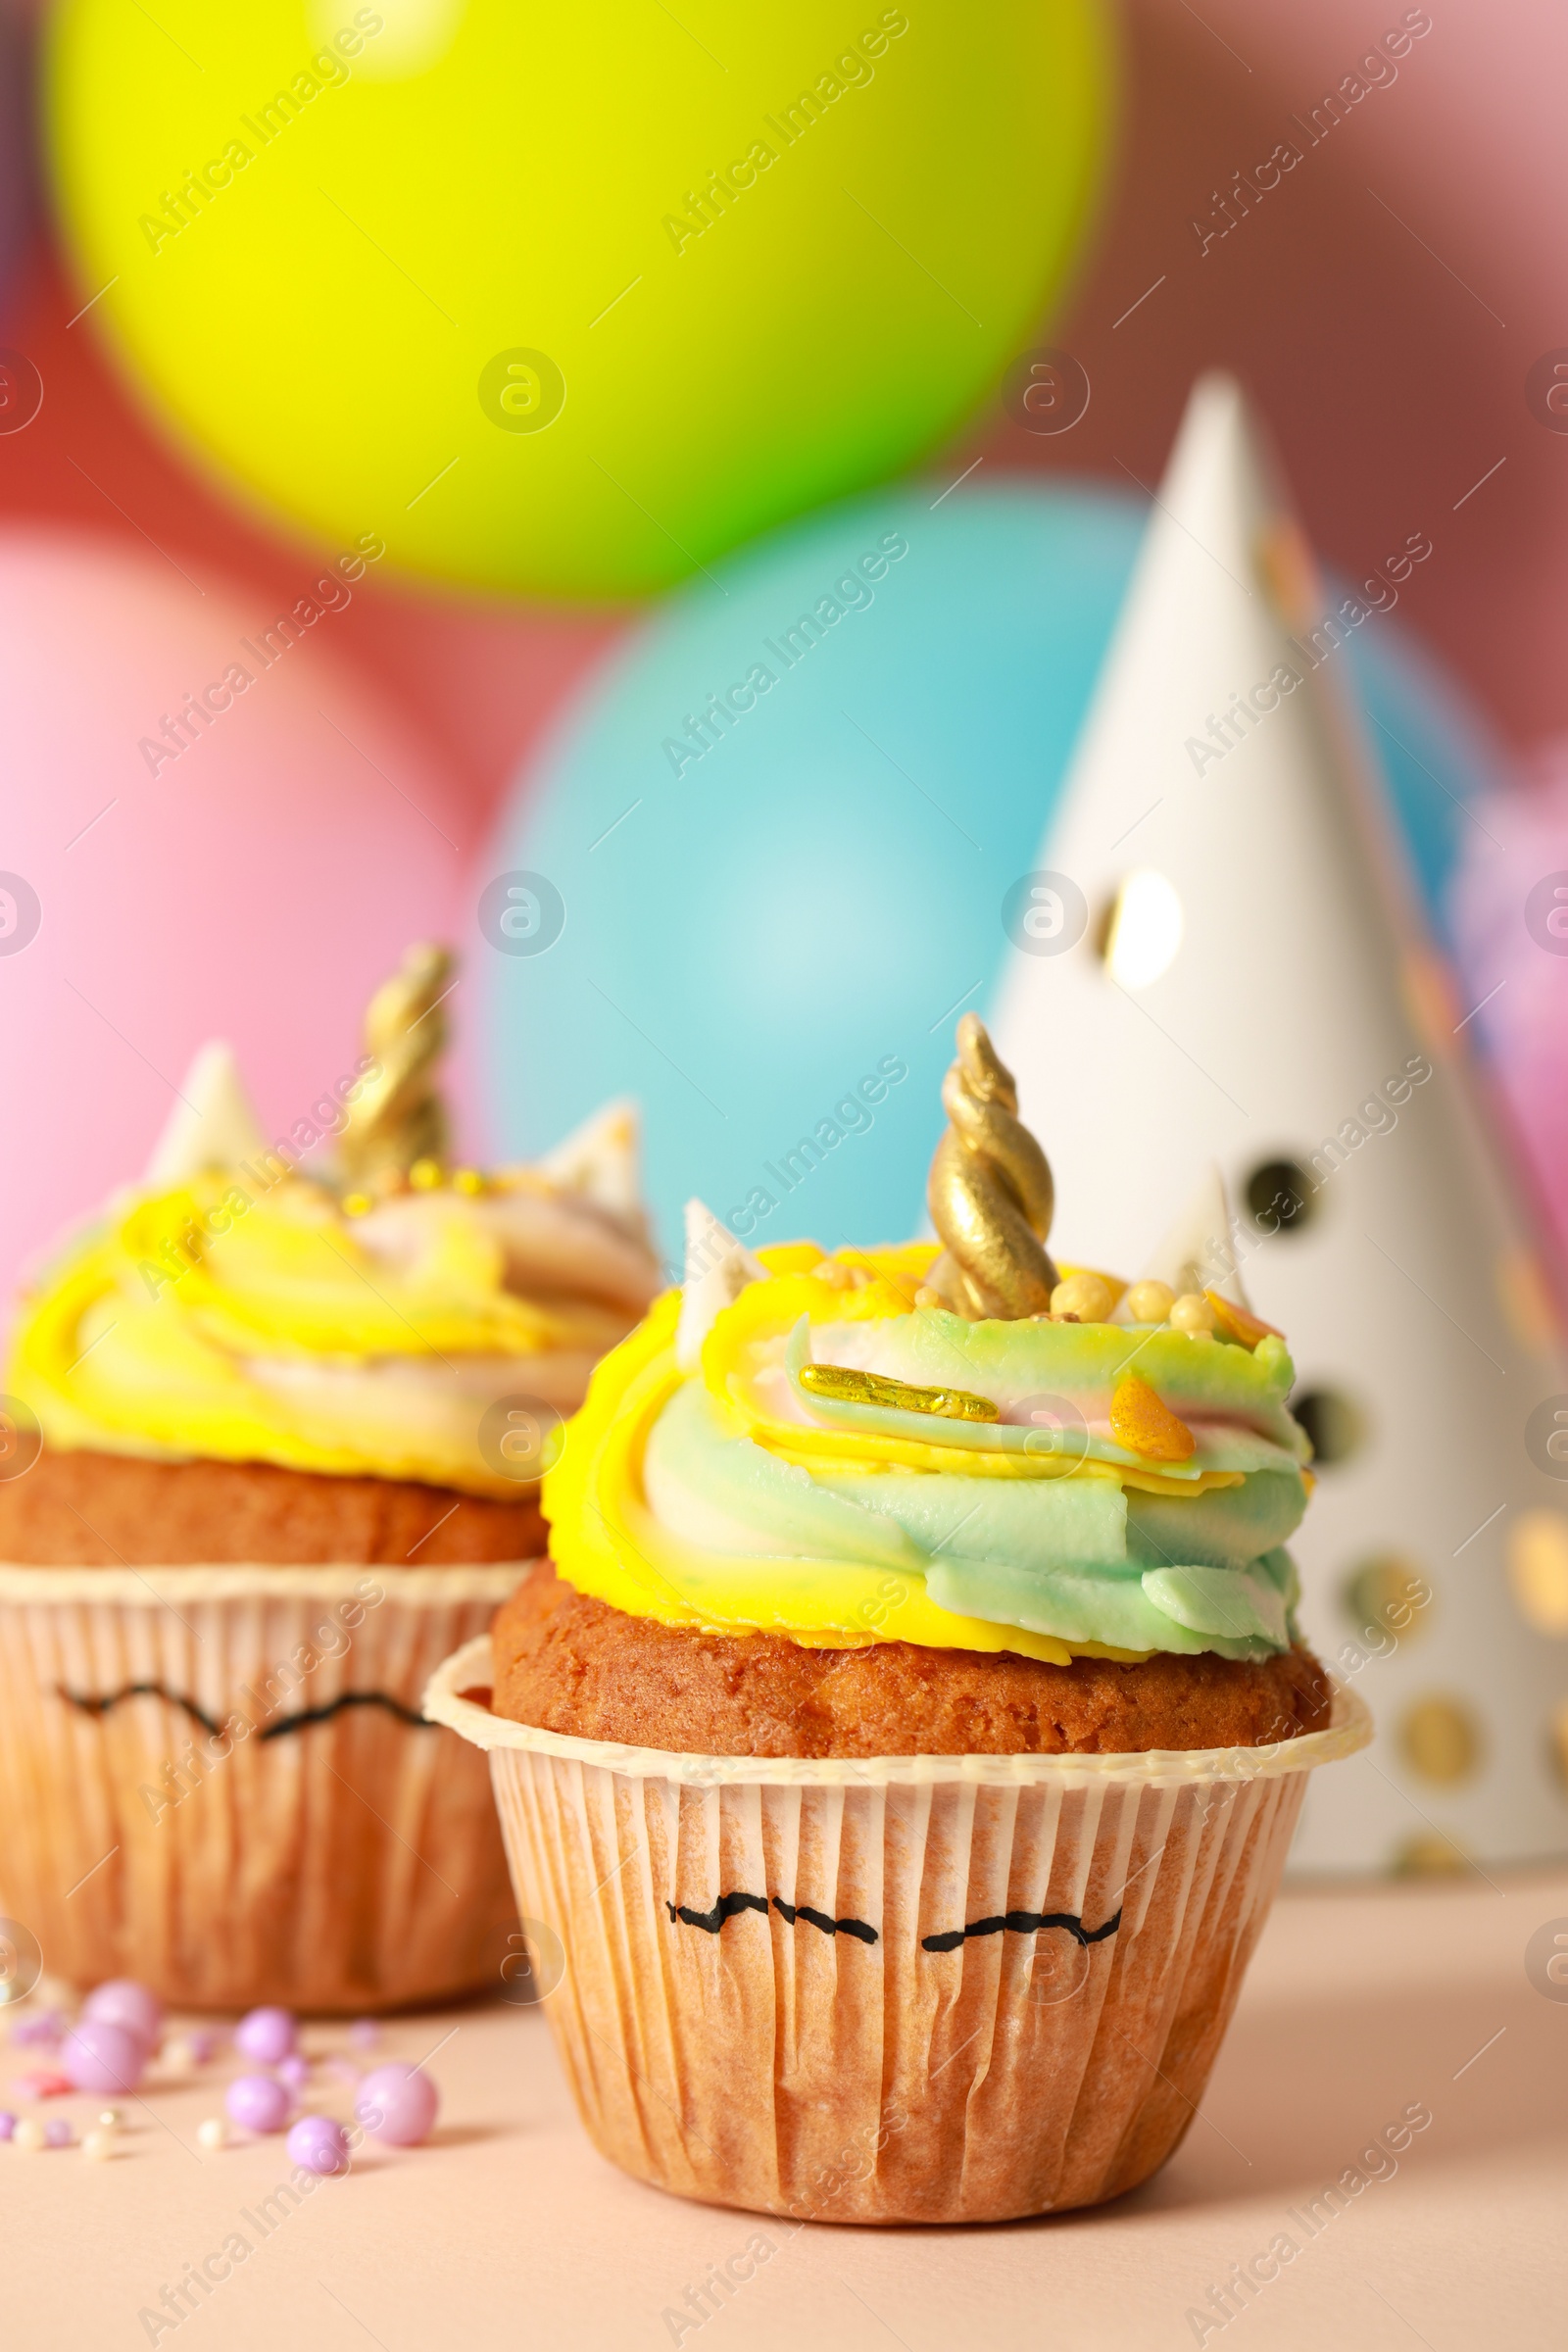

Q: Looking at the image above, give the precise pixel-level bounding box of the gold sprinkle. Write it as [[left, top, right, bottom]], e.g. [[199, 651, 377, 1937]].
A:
[[341, 1193, 373, 1218], [811, 1258, 856, 1291], [799, 1362, 999, 1422], [452, 1167, 486, 1195], [1050, 1272, 1114, 1323], [1109, 1373, 1196, 1463], [1168, 1292, 1217, 1338], [409, 1157, 444, 1191], [1204, 1290, 1283, 1349]]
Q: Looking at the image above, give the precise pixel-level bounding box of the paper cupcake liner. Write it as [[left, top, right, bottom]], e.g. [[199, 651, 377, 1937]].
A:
[[428, 1636, 1371, 2222], [0, 1562, 526, 2014]]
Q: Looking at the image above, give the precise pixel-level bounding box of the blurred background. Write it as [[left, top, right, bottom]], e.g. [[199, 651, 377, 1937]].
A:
[[2, 0, 1567, 1870]]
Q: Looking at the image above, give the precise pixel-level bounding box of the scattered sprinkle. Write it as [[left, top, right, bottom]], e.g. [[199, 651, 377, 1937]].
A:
[[1204, 1290, 1282, 1349], [1109, 1374, 1197, 1463]]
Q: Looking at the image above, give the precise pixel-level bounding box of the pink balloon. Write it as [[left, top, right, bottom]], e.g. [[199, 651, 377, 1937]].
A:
[[0, 528, 474, 1317]]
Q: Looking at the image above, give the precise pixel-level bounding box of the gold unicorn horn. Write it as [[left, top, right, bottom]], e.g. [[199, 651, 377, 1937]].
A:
[[338, 942, 454, 1188], [925, 1012, 1057, 1319]]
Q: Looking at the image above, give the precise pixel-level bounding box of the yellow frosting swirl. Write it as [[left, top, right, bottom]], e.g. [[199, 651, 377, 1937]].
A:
[[12, 1166, 662, 1498]]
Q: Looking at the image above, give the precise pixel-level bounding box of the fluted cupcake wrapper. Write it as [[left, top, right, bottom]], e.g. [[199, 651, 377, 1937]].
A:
[[0, 1563, 526, 2013], [428, 1637, 1370, 2222]]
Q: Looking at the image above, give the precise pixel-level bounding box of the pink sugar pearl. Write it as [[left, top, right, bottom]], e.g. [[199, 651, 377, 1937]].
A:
[[355, 2062, 438, 2146], [286, 2115, 349, 2176], [60, 2020, 147, 2096], [233, 2007, 296, 2064], [81, 1981, 162, 2049], [224, 2075, 290, 2134]]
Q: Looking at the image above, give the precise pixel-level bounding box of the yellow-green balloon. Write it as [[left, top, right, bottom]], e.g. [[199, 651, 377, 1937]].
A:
[[49, 1, 1113, 600]]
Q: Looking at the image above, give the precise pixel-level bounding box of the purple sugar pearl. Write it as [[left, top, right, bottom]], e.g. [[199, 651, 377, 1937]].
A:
[[224, 2075, 290, 2134], [61, 2020, 148, 2096], [43, 2118, 73, 2148], [9, 2010, 63, 2048], [0, 2111, 14, 2140], [355, 2062, 438, 2147], [186, 2029, 217, 2066], [276, 2052, 311, 2092], [234, 2006, 296, 2064], [286, 2115, 349, 2177], [81, 1980, 162, 2049]]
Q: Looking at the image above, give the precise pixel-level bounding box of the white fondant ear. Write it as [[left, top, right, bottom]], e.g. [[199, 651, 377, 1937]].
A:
[[674, 1200, 765, 1371], [535, 1098, 643, 1220], [1115, 1164, 1252, 1313], [145, 1043, 269, 1185]]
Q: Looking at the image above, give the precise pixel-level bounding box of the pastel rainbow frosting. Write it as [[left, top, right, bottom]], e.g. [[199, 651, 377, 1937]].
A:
[[544, 1224, 1312, 1664]]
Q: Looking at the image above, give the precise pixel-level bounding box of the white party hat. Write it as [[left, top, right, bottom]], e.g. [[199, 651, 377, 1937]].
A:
[[144, 1042, 268, 1185], [993, 372, 1568, 1874], [1114, 1164, 1253, 1314]]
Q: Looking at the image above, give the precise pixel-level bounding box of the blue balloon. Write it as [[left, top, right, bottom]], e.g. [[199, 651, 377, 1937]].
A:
[[473, 481, 1502, 1263]]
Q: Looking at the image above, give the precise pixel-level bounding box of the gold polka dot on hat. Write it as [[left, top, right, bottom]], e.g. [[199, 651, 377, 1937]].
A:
[[1507, 1509, 1568, 1636], [1342, 1554, 1433, 1642], [1398, 1694, 1484, 1788]]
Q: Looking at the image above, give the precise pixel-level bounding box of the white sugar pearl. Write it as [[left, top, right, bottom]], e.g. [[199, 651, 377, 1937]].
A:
[[12, 2117, 46, 2153], [196, 2117, 227, 2152], [83, 2129, 116, 2162], [97, 2109, 122, 2130]]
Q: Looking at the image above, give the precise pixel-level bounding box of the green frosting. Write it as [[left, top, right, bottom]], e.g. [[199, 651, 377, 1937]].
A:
[[644, 1360, 1308, 1660]]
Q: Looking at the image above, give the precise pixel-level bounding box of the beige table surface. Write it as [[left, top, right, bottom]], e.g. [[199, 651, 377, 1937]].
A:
[[5, 1868, 1563, 2351]]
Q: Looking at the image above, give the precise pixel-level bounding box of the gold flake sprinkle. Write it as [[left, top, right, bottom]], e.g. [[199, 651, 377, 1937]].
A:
[[799, 1362, 1000, 1423]]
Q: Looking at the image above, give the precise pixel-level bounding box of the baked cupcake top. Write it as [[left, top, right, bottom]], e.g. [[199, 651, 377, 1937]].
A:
[[10, 946, 662, 1500], [544, 1016, 1311, 1664]]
